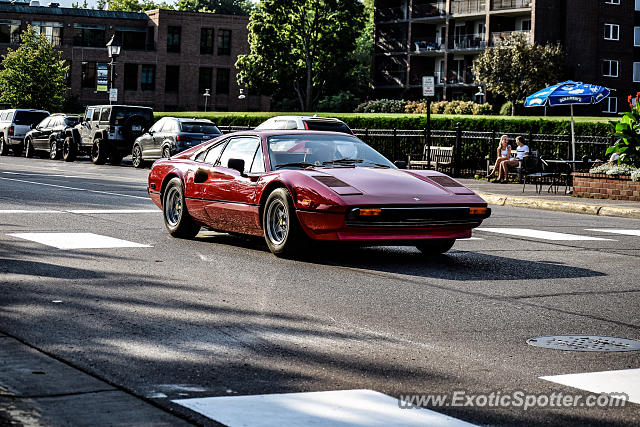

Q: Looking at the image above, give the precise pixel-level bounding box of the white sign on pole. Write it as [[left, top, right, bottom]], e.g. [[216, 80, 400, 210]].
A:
[[422, 76, 435, 97], [109, 88, 118, 102]]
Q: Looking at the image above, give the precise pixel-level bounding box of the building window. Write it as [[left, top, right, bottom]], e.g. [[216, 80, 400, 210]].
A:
[[604, 23, 619, 41], [521, 19, 531, 32], [73, 24, 105, 47], [217, 29, 231, 55], [603, 97, 617, 113], [141, 64, 155, 91], [32, 21, 63, 46], [0, 20, 21, 44], [199, 67, 213, 94], [216, 68, 230, 94], [146, 27, 155, 50], [201, 28, 214, 54], [634, 62, 640, 82], [124, 64, 138, 91], [605, 0, 620, 4], [167, 26, 181, 53], [65, 60, 72, 87], [637, 0, 640, 11], [602, 59, 619, 77], [635, 27, 640, 47], [115, 27, 147, 51], [165, 65, 179, 92], [81, 61, 96, 88]]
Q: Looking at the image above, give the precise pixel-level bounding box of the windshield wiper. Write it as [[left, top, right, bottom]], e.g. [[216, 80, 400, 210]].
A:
[[274, 162, 317, 169], [322, 158, 364, 165]]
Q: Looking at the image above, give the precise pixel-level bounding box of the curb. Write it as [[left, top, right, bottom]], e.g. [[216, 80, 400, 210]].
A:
[[477, 192, 640, 219]]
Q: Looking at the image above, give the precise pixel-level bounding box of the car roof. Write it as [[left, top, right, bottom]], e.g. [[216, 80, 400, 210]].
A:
[[169, 117, 215, 123], [265, 115, 345, 123], [86, 105, 153, 110], [224, 129, 360, 138]]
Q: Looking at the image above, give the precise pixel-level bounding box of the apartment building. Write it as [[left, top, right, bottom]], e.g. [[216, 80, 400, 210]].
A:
[[373, 0, 637, 115], [0, 2, 269, 111]]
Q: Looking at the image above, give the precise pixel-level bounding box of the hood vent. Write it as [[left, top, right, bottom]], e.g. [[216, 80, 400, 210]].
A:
[[312, 175, 351, 188], [427, 175, 464, 188]]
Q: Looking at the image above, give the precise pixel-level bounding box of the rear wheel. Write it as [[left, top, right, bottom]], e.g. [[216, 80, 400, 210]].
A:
[[49, 139, 61, 160], [416, 239, 456, 256], [132, 144, 144, 168], [0, 137, 7, 155], [24, 138, 34, 158], [62, 137, 76, 162], [162, 178, 200, 239], [262, 188, 307, 256], [162, 145, 171, 158], [91, 138, 107, 165]]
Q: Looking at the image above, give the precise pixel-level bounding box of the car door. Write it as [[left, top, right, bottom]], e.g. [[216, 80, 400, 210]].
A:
[[201, 136, 263, 234], [79, 108, 93, 147], [31, 117, 50, 149], [186, 139, 229, 226], [141, 119, 163, 157], [38, 117, 58, 150]]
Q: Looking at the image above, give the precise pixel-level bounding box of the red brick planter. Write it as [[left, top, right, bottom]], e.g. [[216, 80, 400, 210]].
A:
[[572, 173, 640, 201]]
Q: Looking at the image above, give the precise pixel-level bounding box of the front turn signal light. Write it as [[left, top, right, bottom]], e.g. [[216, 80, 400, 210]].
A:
[[300, 199, 315, 208], [469, 207, 488, 215], [359, 208, 382, 216]]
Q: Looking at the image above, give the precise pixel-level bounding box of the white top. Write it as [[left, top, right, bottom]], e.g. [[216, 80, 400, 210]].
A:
[[515, 145, 530, 160], [500, 145, 511, 157]]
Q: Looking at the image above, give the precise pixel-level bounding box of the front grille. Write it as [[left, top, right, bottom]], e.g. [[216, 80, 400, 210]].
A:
[[345, 207, 488, 228]]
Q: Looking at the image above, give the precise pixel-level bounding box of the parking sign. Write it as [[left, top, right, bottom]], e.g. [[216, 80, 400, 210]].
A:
[[422, 76, 435, 97]]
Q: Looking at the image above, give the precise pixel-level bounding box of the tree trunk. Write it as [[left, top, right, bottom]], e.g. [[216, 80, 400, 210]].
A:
[[305, 57, 312, 111], [511, 98, 516, 116]]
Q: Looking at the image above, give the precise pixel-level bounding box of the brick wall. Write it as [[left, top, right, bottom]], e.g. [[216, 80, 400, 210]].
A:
[[573, 173, 640, 201]]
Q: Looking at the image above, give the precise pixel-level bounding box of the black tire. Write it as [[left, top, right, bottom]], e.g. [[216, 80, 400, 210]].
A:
[[162, 145, 171, 158], [24, 138, 34, 158], [0, 137, 8, 155], [132, 144, 144, 168], [110, 150, 123, 166], [262, 188, 307, 256], [416, 239, 456, 256], [62, 137, 76, 162], [49, 139, 61, 160], [91, 138, 107, 165], [162, 177, 200, 239]]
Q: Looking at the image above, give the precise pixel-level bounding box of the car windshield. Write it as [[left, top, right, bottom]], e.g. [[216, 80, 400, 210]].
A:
[[112, 107, 153, 125], [180, 122, 221, 134], [64, 117, 79, 126], [267, 134, 395, 170], [14, 111, 49, 125], [303, 120, 352, 134]]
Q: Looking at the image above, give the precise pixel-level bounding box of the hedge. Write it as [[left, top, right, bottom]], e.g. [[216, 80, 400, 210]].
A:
[[154, 111, 616, 137]]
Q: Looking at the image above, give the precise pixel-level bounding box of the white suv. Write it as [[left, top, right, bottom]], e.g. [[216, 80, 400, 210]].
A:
[[0, 109, 50, 156], [254, 115, 353, 134]]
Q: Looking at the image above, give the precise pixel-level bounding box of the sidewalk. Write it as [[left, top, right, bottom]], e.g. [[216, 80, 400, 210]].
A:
[[458, 178, 640, 219], [0, 332, 192, 426]]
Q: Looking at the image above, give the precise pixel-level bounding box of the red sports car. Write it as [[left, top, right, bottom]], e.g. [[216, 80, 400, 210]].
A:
[[148, 130, 490, 256]]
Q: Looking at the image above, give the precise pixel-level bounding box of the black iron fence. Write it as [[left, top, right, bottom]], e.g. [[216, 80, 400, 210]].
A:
[[220, 124, 613, 177]]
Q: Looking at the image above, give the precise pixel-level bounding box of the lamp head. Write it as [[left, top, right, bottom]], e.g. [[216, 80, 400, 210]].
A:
[[106, 35, 122, 58]]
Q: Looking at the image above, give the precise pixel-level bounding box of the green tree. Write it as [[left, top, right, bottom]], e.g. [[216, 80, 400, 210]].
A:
[[472, 33, 565, 115], [176, 0, 254, 15], [0, 26, 68, 111], [108, 0, 173, 12], [71, 0, 89, 8], [237, 0, 365, 111]]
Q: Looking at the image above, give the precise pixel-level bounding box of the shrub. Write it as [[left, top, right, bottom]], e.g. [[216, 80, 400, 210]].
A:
[[606, 91, 640, 167], [631, 169, 640, 182], [431, 101, 447, 114], [454, 101, 475, 115], [355, 99, 408, 113], [443, 100, 460, 114], [473, 103, 493, 115], [317, 91, 360, 112], [589, 163, 633, 175], [404, 101, 427, 114], [500, 101, 513, 116]]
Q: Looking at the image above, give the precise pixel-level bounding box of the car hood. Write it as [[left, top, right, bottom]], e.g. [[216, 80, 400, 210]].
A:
[[303, 167, 483, 205]]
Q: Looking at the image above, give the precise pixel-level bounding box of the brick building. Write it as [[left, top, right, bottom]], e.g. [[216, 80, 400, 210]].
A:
[[373, 0, 638, 115], [0, 3, 269, 111]]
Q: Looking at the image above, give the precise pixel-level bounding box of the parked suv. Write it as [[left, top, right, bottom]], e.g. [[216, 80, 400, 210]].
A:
[[254, 115, 353, 134], [24, 114, 80, 159], [131, 117, 222, 168], [64, 105, 153, 164], [0, 109, 50, 156]]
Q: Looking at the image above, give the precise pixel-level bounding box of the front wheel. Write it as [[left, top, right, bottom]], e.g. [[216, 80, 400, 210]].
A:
[[416, 239, 456, 256], [24, 138, 34, 158], [132, 144, 144, 168], [62, 137, 76, 162], [162, 145, 171, 158], [91, 138, 107, 165], [162, 178, 200, 239], [262, 188, 307, 256], [50, 139, 61, 160]]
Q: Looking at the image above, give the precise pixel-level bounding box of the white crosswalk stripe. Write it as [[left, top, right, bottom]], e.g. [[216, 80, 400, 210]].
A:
[[173, 389, 476, 427], [540, 368, 640, 405], [476, 228, 615, 241], [585, 229, 640, 237], [8, 232, 151, 249]]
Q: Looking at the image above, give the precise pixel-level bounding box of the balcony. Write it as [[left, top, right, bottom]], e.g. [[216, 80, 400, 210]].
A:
[[412, 1, 446, 19], [376, 70, 407, 87], [413, 38, 445, 53], [451, 0, 486, 15], [491, 0, 532, 10], [434, 70, 475, 85], [376, 6, 407, 21], [452, 34, 487, 50], [377, 37, 408, 53], [490, 30, 531, 45]]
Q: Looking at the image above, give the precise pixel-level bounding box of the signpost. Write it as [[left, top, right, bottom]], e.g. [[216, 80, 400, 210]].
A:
[[422, 76, 435, 168], [109, 88, 118, 102]]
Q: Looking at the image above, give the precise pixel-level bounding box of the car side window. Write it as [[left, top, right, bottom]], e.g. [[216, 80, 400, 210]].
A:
[[250, 144, 265, 173], [218, 137, 260, 172], [203, 141, 226, 164], [99, 108, 110, 122], [162, 120, 176, 132], [37, 118, 50, 130], [85, 109, 93, 122], [92, 109, 100, 121], [149, 120, 164, 133]]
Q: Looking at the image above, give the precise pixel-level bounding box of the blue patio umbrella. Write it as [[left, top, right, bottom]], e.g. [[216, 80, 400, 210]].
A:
[[525, 81, 610, 161]]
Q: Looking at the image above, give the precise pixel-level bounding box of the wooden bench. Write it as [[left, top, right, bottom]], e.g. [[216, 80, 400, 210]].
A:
[[407, 145, 454, 174]]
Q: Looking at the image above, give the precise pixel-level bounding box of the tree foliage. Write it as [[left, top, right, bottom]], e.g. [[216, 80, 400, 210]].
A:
[[607, 93, 640, 167], [175, 0, 254, 14], [0, 26, 69, 111], [107, 0, 173, 12], [472, 33, 565, 115], [236, 0, 365, 111]]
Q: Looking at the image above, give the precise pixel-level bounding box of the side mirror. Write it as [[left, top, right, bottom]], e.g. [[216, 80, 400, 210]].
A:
[[394, 160, 407, 169], [194, 168, 209, 184], [227, 158, 245, 175], [30, 123, 36, 129]]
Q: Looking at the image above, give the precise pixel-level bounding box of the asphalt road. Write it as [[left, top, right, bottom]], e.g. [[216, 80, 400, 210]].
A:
[[1, 155, 639, 426]]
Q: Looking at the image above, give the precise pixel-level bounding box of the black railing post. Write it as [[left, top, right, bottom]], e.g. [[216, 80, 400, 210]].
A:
[[392, 128, 397, 161], [454, 122, 462, 177]]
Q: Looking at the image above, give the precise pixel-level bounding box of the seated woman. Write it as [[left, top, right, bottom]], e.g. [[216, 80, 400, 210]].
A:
[[497, 136, 529, 183], [487, 135, 511, 181]]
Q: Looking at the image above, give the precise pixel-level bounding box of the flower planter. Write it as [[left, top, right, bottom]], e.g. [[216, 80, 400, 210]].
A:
[[572, 172, 640, 201]]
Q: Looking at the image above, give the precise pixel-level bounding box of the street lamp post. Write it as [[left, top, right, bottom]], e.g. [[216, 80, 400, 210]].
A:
[[203, 89, 211, 112], [106, 35, 121, 105]]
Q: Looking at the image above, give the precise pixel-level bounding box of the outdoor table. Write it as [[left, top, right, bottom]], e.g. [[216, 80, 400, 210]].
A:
[[541, 159, 599, 193]]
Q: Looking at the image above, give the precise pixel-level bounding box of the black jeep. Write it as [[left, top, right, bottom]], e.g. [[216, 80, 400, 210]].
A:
[[63, 105, 153, 164]]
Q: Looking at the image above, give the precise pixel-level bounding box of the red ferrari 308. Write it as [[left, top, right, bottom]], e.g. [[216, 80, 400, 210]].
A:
[[148, 130, 490, 256]]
